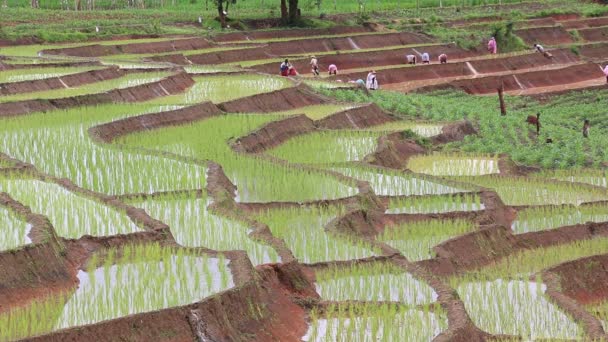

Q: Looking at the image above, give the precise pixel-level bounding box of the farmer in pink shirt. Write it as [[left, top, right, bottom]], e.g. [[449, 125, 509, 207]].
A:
[[488, 37, 497, 54], [328, 64, 338, 75]]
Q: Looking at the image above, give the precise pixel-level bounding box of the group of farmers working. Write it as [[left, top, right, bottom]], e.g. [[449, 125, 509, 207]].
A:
[[280, 36, 608, 88]]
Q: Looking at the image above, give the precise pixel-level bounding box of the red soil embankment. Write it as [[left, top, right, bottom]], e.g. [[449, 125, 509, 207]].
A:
[[515, 26, 574, 45], [545, 253, 608, 304], [418, 63, 603, 94], [469, 48, 578, 73], [186, 32, 432, 66], [366, 132, 426, 169], [41, 37, 213, 57], [250, 44, 475, 75], [316, 103, 394, 129], [0, 67, 125, 96], [146, 53, 191, 65], [25, 262, 318, 342], [213, 26, 374, 42], [578, 26, 608, 43], [89, 101, 222, 143], [431, 120, 478, 144], [218, 84, 330, 113], [0, 73, 194, 117]]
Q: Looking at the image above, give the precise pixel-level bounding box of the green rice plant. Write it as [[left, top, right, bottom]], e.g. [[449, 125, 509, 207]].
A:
[[133, 193, 280, 265], [407, 153, 500, 176], [146, 74, 291, 105], [361, 121, 444, 137], [0, 206, 31, 251], [451, 175, 608, 206], [119, 114, 358, 202], [315, 263, 436, 304], [512, 203, 608, 234], [268, 130, 381, 165], [0, 66, 102, 83], [303, 303, 447, 342], [0, 178, 140, 238], [272, 104, 356, 121], [456, 279, 582, 339], [378, 219, 476, 261], [0, 292, 71, 341], [255, 206, 378, 263], [56, 244, 233, 329], [387, 193, 484, 214], [537, 169, 608, 188], [331, 166, 466, 196], [0, 104, 208, 195], [457, 237, 608, 281], [586, 301, 608, 332], [0, 71, 171, 103]]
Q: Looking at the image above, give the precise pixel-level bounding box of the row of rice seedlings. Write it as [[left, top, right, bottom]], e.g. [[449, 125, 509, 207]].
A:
[[146, 74, 291, 105], [315, 263, 437, 304], [361, 121, 444, 137], [331, 165, 466, 196], [586, 301, 608, 331], [0, 104, 209, 195], [0, 206, 31, 251], [0, 292, 71, 341], [303, 303, 447, 342], [407, 153, 500, 176], [456, 237, 608, 282], [267, 130, 381, 165], [512, 203, 608, 234], [0, 178, 140, 239], [536, 169, 608, 188], [118, 113, 357, 202], [302, 79, 357, 90], [57, 244, 233, 329], [455, 279, 582, 340], [386, 193, 484, 214], [0, 71, 172, 103], [100, 60, 170, 69], [450, 175, 608, 206], [0, 66, 102, 83], [378, 219, 476, 261], [255, 206, 378, 263], [131, 192, 280, 265]]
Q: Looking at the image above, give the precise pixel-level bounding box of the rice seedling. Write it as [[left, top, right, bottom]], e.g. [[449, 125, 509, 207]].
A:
[[56, 244, 233, 329], [0, 66, 102, 83], [303, 303, 447, 342], [537, 169, 608, 188], [268, 130, 381, 165], [0, 104, 208, 195], [0, 178, 140, 238], [361, 121, 444, 137], [407, 153, 500, 176], [0, 71, 172, 103], [457, 237, 608, 281], [378, 219, 476, 261], [451, 175, 608, 206], [0, 206, 31, 251], [456, 279, 582, 339], [132, 193, 280, 265], [146, 74, 291, 105], [302, 79, 356, 90], [118, 114, 358, 202], [315, 263, 437, 304], [386, 193, 484, 214], [255, 206, 379, 263], [586, 301, 608, 331], [331, 166, 466, 196], [512, 203, 608, 234]]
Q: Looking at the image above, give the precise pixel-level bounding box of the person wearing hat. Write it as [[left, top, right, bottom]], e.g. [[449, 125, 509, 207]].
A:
[[366, 70, 378, 90], [310, 55, 319, 76]]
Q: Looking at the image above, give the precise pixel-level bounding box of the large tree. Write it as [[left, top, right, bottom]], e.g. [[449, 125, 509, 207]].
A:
[[214, 0, 228, 28], [280, 0, 299, 24]]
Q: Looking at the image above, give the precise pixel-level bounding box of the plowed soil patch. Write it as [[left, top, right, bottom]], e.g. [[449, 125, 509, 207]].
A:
[[515, 26, 573, 45]]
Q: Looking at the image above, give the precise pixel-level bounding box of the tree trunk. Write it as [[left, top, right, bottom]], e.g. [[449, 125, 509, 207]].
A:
[[280, 0, 288, 23], [31, 0, 39, 8], [498, 80, 506, 116], [288, 0, 298, 24], [217, 0, 227, 28]]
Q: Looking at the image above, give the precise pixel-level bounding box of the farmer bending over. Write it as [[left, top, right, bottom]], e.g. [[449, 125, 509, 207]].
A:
[[421, 52, 430, 64], [534, 43, 552, 58], [310, 56, 320, 76], [328, 64, 338, 75], [438, 54, 448, 64], [280, 59, 291, 77], [406, 54, 417, 65]]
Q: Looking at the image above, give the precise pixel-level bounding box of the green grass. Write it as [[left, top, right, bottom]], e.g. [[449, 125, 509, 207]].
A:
[[255, 206, 379, 263], [378, 218, 477, 261]]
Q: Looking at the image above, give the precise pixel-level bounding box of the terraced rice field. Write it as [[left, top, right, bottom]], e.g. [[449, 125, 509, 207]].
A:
[[2, 8, 608, 341]]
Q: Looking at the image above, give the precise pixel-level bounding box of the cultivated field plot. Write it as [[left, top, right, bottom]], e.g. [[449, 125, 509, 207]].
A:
[[2, 6, 608, 341]]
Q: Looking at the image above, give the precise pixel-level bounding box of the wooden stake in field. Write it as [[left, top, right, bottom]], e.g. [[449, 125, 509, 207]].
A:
[[498, 79, 506, 116]]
